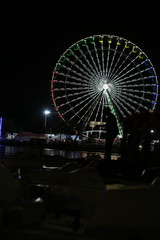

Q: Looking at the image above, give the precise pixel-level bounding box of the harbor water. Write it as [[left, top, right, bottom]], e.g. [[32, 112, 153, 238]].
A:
[[0, 145, 105, 159]]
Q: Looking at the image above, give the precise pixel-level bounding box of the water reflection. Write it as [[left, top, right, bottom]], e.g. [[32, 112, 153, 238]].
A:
[[43, 148, 105, 159], [0, 145, 24, 157], [5, 146, 24, 156], [0, 145, 120, 160]]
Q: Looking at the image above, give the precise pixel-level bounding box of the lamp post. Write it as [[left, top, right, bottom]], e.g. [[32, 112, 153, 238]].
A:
[[44, 110, 50, 132]]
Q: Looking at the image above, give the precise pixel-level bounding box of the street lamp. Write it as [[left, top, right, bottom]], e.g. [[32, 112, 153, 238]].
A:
[[44, 110, 50, 132]]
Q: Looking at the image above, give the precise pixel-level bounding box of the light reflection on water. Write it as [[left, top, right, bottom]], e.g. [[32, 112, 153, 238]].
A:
[[0, 145, 120, 160], [43, 148, 105, 159], [0, 145, 24, 156], [43, 149, 120, 160], [0, 145, 105, 159]]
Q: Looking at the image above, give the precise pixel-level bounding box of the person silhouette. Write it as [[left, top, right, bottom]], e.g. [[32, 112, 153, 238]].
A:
[[104, 107, 119, 161]]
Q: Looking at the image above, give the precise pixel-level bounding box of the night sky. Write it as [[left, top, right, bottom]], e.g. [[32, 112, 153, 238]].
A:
[[2, 3, 160, 133]]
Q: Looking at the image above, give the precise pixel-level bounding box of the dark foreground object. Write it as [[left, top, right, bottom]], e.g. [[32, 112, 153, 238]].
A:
[[0, 155, 160, 239]]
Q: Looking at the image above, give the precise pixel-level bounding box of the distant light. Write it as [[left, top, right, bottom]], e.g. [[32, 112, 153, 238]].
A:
[[33, 197, 43, 203], [44, 110, 50, 115], [103, 83, 109, 90], [0, 117, 2, 138], [151, 129, 154, 133]]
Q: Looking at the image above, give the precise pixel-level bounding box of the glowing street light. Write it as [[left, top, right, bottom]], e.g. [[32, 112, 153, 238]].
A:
[[44, 110, 50, 131]]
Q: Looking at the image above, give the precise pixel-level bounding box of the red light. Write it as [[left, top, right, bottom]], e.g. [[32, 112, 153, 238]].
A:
[[52, 71, 58, 78]]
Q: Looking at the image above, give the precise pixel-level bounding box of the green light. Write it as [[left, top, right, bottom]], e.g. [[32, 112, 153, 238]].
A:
[[66, 49, 72, 56], [104, 89, 123, 136], [56, 63, 61, 71], [80, 40, 87, 47], [60, 56, 65, 63], [90, 37, 95, 44], [73, 44, 79, 50]]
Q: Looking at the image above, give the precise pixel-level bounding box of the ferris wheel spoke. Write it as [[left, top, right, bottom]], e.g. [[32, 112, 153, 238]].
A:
[[81, 92, 103, 132], [114, 92, 135, 112], [90, 93, 104, 140], [109, 46, 126, 80], [91, 93, 104, 130], [109, 54, 139, 82], [100, 96, 105, 123], [110, 60, 145, 84], [100, 39, 105, 76], [122, 89, 157, 104], [67, 90, 100, 121], [55, 88, 93, 100], [121, 90, 153, 105], [113, 93, 132, 115], [116, 75, 153, 86], [58, 88, 98, 109], [105, 42, 111, 77], [107, 44, 119, 78], [65, 57, 95, 80], [74, 40, 101, 79], [60, 64, 91, 82], [58, 72, 89, 85], [107, 95, 126, 118], [68, 47, 99, 81], [75, 91, 103, 129], [71, 92, 102, 130], [119, 83, 155, 89], [85, 40, 101, 78], [54, 86, 90, 92], [93, 39, 102, 76], [109, 49, 133, 81], [118, 93, 141, 111], [54, 78, 88, 87], [111, 67, 151, 86], [62, 92, 98, 120], [77, 46, 98, 78], [120, 88, 155, 96]]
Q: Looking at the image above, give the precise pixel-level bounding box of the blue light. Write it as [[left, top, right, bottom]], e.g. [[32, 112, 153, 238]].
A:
[[152, 76, 156, 82], [0, 117, 2, 138], [153, 84, 159, 91], [149, 67, 154, 74], [152, 102, 157, 108], [144, 59, 151, 67], [153, 93, 159, 100]]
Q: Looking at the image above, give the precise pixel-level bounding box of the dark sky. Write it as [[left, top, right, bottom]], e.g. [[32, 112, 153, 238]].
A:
[[2, 2, 160, 133]]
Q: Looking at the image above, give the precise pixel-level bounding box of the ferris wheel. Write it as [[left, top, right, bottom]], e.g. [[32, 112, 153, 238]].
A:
[[50, 34, 159, 139]]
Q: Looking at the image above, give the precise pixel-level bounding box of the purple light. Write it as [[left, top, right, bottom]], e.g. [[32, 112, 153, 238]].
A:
[[0, 117, 2, 138]]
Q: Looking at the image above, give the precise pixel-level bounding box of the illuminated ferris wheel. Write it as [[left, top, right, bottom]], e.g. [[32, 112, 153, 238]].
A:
[[50, 34, 158, 139]]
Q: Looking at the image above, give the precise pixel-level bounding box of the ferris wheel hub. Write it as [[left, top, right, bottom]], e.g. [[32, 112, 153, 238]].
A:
[[103, 83, 109, 90], [96, 76, 109, 91]]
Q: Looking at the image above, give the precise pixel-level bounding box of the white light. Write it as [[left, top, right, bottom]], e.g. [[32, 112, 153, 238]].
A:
[[151, 129, 154, 133], [44, 110, 50, 115], [103, 83, 109, 90]]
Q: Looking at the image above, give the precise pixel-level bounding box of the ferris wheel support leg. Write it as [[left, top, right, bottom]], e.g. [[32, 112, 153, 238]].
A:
[[104, 90, 123, 136]]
